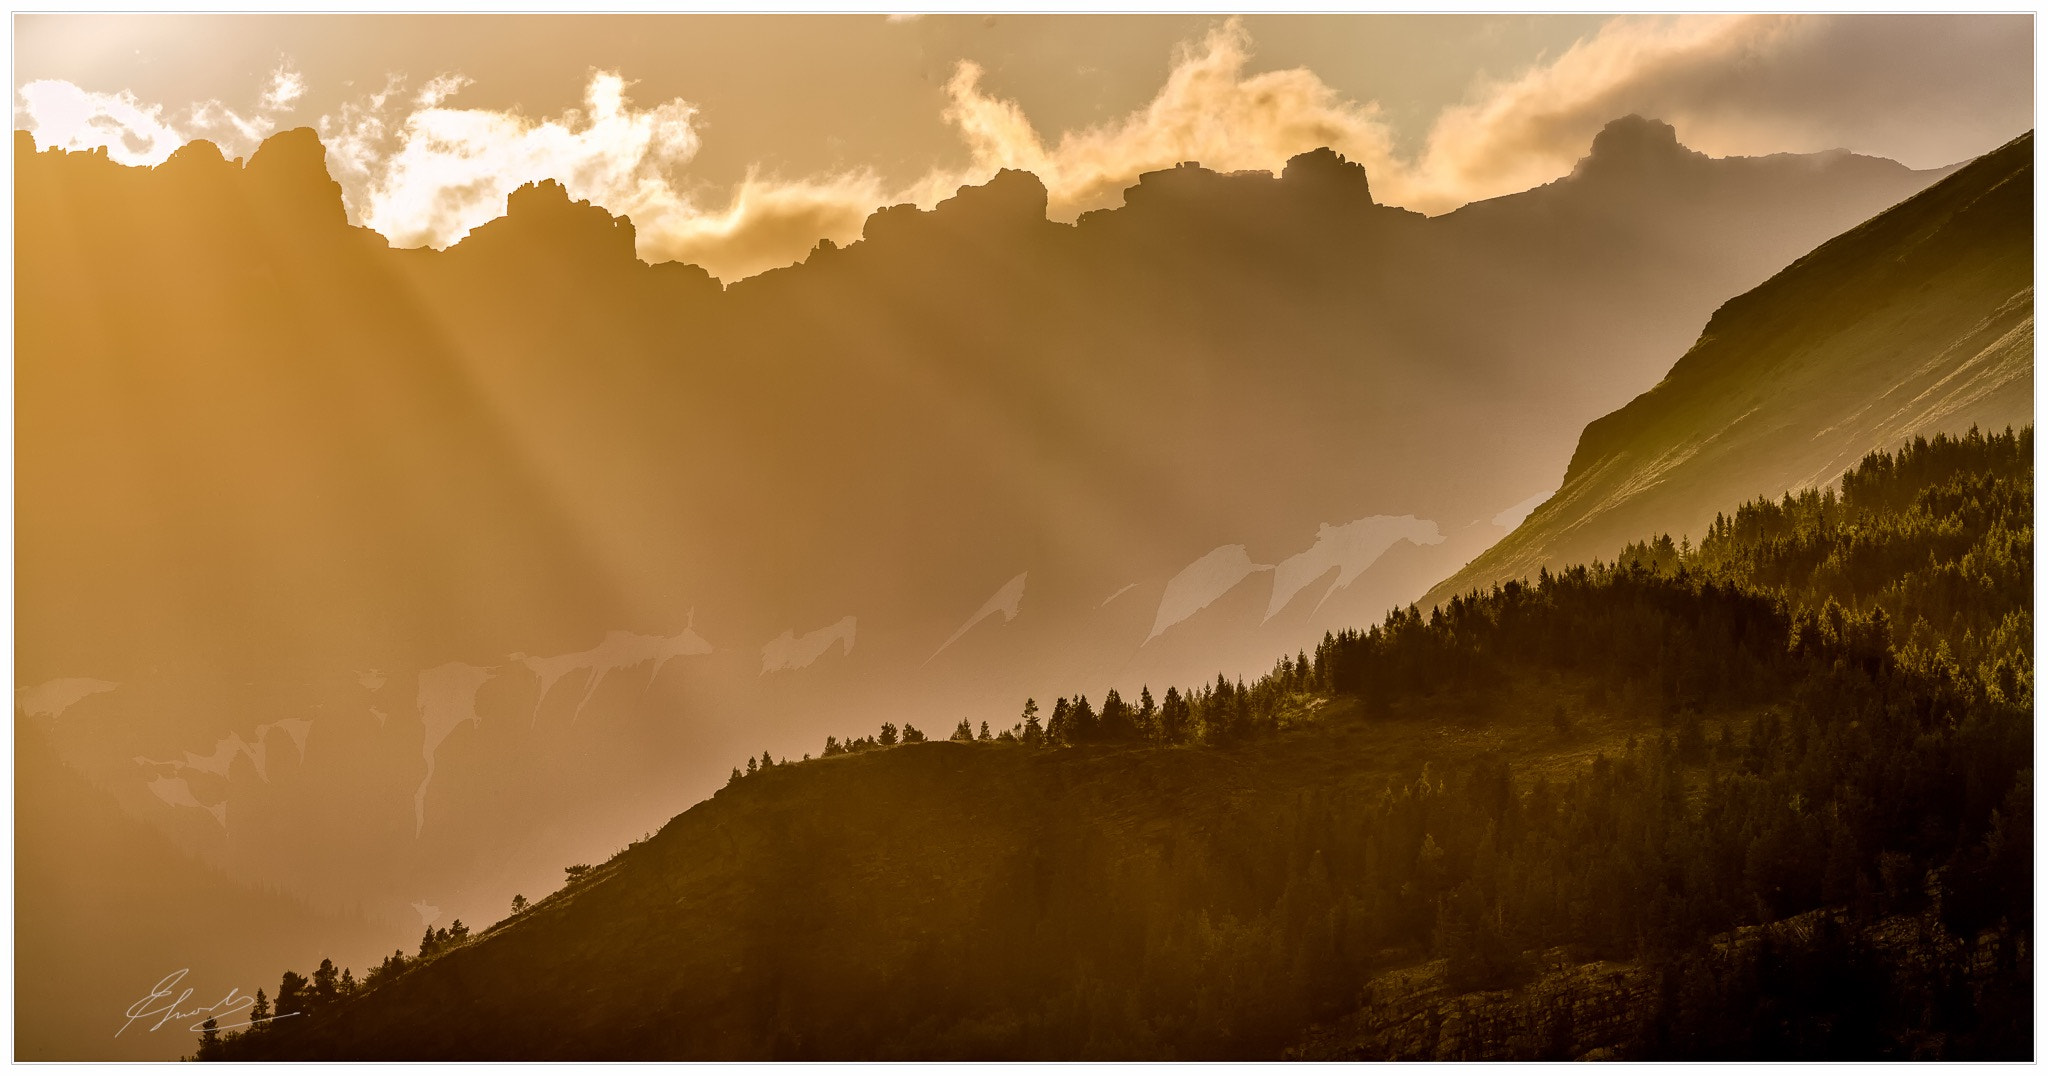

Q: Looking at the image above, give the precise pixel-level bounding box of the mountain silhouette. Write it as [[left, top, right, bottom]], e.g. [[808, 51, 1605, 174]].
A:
[[1424, 130, 2032, 609], [14, 118, 1971, 1056]]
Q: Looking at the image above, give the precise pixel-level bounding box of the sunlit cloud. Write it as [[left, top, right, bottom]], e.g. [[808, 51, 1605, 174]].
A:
[[15, 79, 186, 164], [941, 20, 1401, 219], [1412, 15, 1797, 207], [187, 99, 275, 145], [315, 73, 404, 191], [646, 168, 892, 282], [14, 15, 2027, 280], [17, 55, 304, 166], [414, 73, 471, 109], [337, 70, 702, 253], [261, 63, 306, 111]]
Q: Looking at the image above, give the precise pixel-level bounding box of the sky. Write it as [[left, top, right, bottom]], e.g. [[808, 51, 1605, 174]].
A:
[[14, 12, 2036, 281]]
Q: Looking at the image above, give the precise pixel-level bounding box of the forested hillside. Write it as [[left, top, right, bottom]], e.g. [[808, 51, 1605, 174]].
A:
[[210, 427, 2031, 1060], [15, 123, 1957, 958]]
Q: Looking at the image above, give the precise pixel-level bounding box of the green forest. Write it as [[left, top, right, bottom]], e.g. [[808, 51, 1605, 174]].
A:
[[210, 427, 2031, 1061]]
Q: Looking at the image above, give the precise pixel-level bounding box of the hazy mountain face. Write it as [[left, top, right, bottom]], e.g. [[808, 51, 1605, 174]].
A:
[[201, 426, 2037, 1061], [15, 117, 1954, 1018], [1427, 131, 2033, 608], [15, 721, 382, 1061]]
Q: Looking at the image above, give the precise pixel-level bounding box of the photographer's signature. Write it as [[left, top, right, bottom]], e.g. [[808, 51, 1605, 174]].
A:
[[118, 968, 301, 1038]]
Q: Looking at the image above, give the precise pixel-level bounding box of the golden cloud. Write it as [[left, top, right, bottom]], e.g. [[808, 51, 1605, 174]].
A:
[[14, 15, 2029, 281], [941, 20, 1400, 219]]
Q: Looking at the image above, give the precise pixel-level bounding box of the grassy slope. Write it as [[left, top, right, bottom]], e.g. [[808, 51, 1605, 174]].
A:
[[223, 431, 2031, 1061], [1424, 132, 2032, 611], [230, 682, 1663, 1060]]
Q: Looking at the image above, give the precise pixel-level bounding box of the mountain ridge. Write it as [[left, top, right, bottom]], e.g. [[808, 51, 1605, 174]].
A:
[[20, 115, 1950, 284], [15, 114, 1979, 1052], [1422, 130, 2032, 610], [208, 425, 2033, 1060]]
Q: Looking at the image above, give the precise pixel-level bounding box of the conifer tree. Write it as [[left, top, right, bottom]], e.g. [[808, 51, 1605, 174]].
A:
[[1072, 694, 1098, 742], [312, 958, 339, 1006], [1047, 697, 1070, 746], [195, 1018, 222, 1061]]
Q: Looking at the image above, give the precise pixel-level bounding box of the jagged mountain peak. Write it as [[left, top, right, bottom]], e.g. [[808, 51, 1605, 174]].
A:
[[1282, 146, 1374, 204], [244, 127, 349, 227], [161, 137, 230, 171], [1568, 115, 1709, 181], [449, 176, 639, 262]]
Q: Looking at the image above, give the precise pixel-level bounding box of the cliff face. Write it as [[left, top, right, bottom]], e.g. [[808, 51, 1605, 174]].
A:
[[1426, 132, 2032, 609]]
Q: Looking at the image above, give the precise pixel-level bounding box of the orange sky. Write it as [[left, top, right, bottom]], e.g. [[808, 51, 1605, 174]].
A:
[[14, 13, 2035, 281]]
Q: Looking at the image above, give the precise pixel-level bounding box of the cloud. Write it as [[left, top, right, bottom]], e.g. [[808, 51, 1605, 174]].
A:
[[15, 80, 185, 165], [17, 58, 310, 166], [941, 20, 1402, 219], [17, 15, 2027, 278], [339, 70, 703, 254], [322, 72, 888, 281], [414, 73, 471, 109], [928, 13, 2029, 218], [315, 73, 405, 192], [1407, 13, 2032, 210], [643, 169, 892, 282], [261, 63, 306, 111]]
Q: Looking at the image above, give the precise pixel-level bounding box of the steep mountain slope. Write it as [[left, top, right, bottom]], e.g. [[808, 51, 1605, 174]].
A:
[[1425, 132, 2031, 610], [214, 430, 2031, 1060], [14, 117, 1959, 1046]]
